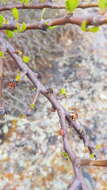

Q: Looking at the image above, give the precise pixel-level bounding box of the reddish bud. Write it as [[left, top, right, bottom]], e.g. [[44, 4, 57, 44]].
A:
[[60, 129, 65, 136]]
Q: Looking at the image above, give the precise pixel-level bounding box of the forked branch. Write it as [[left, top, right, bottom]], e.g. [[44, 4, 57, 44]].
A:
[[0, 34, 106, 190]]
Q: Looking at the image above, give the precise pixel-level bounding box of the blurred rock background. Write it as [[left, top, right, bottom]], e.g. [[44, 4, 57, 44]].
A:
[[0, 0, 107, 190]]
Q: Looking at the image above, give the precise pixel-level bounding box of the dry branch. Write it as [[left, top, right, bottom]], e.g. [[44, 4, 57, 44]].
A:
[[0, 59, 3, 99], [0, 14, 106, 32], [80, 159, 107, 167], [0, 2, 98, 12]]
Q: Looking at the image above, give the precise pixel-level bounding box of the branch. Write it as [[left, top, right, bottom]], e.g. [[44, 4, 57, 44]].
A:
[[0, 59, 3, 99], [25, 89, 40, 116], [0, 15, 107, 32], [57, 106, 76, 161], [65, 114, 95, 154], [68, 178, 80, 190], [80, 159, 107, 167], [0, 33, 94, 154], [0, 2, 98, 12], [0, 34, 107, 190]]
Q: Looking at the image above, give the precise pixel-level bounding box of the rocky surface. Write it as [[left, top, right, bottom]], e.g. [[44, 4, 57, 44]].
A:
[[0, 1, 107, 189]]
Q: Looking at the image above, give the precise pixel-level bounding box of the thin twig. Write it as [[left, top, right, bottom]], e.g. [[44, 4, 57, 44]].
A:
[[68, 178, 80, 190], [80, 159, 107, 167], [0, 59, 3, 99], [0, 3, 98, 12]]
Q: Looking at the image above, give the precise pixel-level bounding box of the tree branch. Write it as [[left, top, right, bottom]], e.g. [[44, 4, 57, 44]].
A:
[[0, 15, 106, 32], [0, 33, 94, 154], [80, 159, 107, 167], [0, 32, 107, 190], [68, 178, 80, 190], [0, 2, 98, 12]]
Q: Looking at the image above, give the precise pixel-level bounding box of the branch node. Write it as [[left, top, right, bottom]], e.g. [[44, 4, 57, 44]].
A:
[[46, 88, 53, 94], [92, 15, 103, 26]]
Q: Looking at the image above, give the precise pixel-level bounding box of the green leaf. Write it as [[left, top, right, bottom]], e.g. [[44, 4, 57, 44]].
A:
[[29, 104, 36, 109], [0, 15, 4, 27], [88, 26, 100, 32], [22, 55, 30, 63], [59, 88, 68, 96], [81, 20, 100, 33], [0, 51, 4, 57], [61, 152, 70, 160], [12, 8, 19, 20], [81, 20, 88, 32], [16, 22, 27, 32], [20, 22, 27, 32], [48, 25, 57, 30], [15, 74, 21, 81], [6, 30, 14, 38], [24, 0, 29, 4], [20, 0, 29, 4], [90, 153, 96, 159], [65, 0, 79, 13], [98, 0, 107, 9], [20, 0, 25, 3]]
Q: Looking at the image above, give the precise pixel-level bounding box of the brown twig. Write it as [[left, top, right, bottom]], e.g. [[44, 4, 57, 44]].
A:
[[80, 159, 107, 167], [0, 3, 98, 12], [0, 15, 106, 32], [0, 59, 3, 99]]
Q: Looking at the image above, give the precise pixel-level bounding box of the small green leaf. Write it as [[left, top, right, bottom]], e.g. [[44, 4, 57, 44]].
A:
[[0, 15, 4, 27], [45, 22, 49, 25], [61, 152, 70, 160], [6, 30, 14, 38], [29, 104, 35, 109], [12, 8, 19, 20], [0, 51, 4, 57], [98, 0, 107, 9], [20, 0, 23, 2], [65, 0, 79, 13], [59, 88, 68, 96], [24, 0, 29, 4], [16, 22, 27, 32], [20, 0, 29, 4], [48, 25, 57, 30], [90, 153, 96, 159], [81, 20, 88, 32], [22, 55, 30, 63], [20, 22, 27, 32], [81, 20, 100, 33], [15, 74, 21, 81], [88, 26, 100, 32]]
